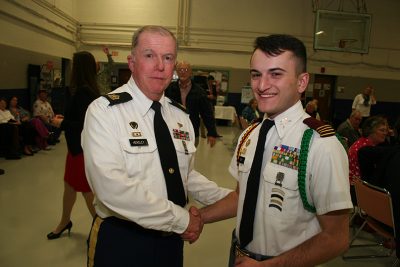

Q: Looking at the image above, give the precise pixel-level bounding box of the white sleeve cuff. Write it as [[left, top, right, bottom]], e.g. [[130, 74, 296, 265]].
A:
[[171, 205, 190, 234]]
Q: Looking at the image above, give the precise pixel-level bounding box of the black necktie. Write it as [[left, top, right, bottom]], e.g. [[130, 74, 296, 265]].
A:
[[239, 119, 275, 247], [151, 101, 186, 207]]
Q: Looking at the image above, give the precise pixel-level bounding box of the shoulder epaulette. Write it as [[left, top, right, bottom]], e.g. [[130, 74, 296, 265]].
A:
[[303, 117, 335, 137], [168, 99, 188, 113], [299, 118, 343, 214], [103, 92, 132, 106]]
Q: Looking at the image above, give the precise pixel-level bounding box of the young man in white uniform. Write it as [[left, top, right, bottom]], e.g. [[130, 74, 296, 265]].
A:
[[200, 34, 353, 267]]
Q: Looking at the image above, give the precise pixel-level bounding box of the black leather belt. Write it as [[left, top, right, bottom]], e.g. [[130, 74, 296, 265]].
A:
[[106, 216, 174, 237]]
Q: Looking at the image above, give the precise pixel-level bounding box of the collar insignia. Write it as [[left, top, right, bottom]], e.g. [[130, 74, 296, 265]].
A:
[[108, 94, 120, 100], [245, 139, 251, 146]]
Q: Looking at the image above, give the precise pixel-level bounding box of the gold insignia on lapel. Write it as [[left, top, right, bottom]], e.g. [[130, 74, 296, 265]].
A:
[[132, 132, 142, 137], [246, 139, 251, 147], [108, 94, 120, 100]]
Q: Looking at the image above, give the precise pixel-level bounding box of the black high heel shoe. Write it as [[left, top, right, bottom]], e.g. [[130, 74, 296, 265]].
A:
[[47, 221, 73, 240]]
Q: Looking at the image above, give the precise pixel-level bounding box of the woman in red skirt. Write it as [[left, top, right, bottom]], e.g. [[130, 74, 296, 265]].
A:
[[47, 51, 100, 239]]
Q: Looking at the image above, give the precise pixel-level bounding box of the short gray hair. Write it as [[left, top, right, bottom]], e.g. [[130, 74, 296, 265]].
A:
[[350, 109, 362, 118], [131, 25, 177, 54]]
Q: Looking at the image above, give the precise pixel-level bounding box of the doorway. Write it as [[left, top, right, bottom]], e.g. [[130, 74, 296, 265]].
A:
[[118, 68, 131, 87], [311, 74, 337, 123]]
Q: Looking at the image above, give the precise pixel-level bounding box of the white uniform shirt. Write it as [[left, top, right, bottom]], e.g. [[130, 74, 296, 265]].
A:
[[229, 101, 352, 256], [352, 93, 376, 117], [82, 77, 231, 234]]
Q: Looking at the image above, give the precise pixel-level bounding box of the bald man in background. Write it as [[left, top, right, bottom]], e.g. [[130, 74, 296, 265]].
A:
[[165, 61, 218, 147]]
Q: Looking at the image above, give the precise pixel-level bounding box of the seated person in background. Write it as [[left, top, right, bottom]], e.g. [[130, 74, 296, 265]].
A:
[[8, 96, 37, 155], [33, 89, 54, 124], [348, 115, 388, 204], [358, 145, 399, 256], [304, 99, 321, 120], [241, 98, 260, 124], [31, 116, 51, 150], [336, 110, 362, 148], [0, 97, 21, 159], [165, 61, 218, 147], [32, 89, 60, 145]]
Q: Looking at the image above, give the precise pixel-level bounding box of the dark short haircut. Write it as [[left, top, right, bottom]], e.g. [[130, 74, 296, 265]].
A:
[[253, 34, 307, 74], [361, 115, 387, 137]]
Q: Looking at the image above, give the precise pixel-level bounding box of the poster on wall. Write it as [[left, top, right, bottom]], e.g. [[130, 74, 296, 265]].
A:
[[241, 86, 254, 104]]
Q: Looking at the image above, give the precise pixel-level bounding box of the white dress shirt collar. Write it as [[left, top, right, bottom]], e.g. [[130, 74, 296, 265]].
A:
[[127, 77, 168, 117], [268, 101, 306, 139]]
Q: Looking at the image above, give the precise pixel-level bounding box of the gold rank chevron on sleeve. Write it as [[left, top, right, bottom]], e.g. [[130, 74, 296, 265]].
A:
[[302, 117, 335, 137]]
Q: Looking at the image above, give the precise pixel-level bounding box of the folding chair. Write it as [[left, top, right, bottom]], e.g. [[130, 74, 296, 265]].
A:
[[342, 179, 398, 266]]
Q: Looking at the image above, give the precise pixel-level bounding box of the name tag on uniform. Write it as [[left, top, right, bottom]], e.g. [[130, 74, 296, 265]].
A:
[[129, 139, 148, 146]]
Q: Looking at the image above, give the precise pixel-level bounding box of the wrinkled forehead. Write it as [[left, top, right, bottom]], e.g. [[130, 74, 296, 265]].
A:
[[133, 30, 177, 55]]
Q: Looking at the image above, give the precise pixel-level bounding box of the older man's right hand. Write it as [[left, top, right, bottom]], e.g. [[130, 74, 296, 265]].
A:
[[180, 206, 204, 244]]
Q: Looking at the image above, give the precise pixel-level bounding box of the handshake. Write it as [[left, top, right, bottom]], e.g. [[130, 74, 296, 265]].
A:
[[180, 206, 204, 244]]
